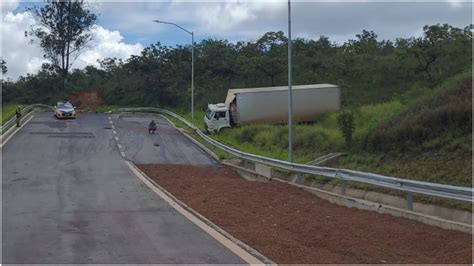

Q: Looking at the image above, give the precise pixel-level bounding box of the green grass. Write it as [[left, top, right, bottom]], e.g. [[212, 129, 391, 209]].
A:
[[167, 71, 472, 214], [1, 102, 21, 124], [205, 99, 405, 164]]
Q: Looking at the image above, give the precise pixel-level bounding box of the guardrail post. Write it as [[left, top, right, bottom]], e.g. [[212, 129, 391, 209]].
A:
[[111, 107, 474, 204], [406, 192, 413, 211], [291, 173, 301, 184], [341, 180, 347, 195]]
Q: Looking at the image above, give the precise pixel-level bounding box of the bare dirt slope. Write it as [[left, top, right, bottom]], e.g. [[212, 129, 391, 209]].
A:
[[138, 163, 472, 264], [69, 89, 103, 109]]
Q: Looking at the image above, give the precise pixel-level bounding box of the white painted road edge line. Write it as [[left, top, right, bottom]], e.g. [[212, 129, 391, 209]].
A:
[[1, 115, 34, 148], [125, 161, 268, 265]]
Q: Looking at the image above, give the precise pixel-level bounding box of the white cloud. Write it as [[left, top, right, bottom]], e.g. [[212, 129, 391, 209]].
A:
[[1, 9, 143, 80], [1, 11, 48, 80], [93, 1, 471, 47], [1, 0, 20, 16], [74, 25, 143, 69]]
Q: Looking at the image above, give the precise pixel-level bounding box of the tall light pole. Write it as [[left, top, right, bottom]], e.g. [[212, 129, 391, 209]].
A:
[[287, 0, 293, 162], [153, 19, 194, 122]]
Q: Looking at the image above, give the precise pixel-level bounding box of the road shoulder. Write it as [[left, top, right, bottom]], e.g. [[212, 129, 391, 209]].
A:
[[125, 161, 271, 265]]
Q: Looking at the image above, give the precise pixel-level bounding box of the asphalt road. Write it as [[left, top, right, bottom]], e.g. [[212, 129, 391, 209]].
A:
[[111, 113, 215, 165], [2, 112, 243, 264]]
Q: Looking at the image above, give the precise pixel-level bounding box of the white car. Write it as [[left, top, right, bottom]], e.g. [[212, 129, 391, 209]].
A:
[[54, 101, 76, 119]]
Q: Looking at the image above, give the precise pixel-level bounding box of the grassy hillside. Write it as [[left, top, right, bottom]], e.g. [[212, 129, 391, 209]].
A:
[[208, 71, 471, 187], [337, 72, 471, 186], [1, 102, 20, 124]]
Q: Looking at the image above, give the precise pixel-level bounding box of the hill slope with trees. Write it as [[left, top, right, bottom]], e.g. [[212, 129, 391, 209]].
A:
[[3, 23, 471, 109], [2, 23, 472, 190]]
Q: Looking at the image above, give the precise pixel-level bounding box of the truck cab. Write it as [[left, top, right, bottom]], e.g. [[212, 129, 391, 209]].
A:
[[204, 103, 231, 132]]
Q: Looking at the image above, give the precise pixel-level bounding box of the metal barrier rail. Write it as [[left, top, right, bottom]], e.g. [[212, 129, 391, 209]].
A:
[[1, 104, 53, 134], [118, 107, 473, 205]]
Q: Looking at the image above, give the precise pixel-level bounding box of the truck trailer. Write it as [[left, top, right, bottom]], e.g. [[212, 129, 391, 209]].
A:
[[204, 84, 340, 132]]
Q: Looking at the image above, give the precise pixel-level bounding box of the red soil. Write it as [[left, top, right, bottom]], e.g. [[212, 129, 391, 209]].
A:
[[69, 89, 103, 109], [138, 163, 473, 264]]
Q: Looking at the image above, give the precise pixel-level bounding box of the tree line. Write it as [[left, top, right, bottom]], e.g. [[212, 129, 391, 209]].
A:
[[3, 21, 472, 110]]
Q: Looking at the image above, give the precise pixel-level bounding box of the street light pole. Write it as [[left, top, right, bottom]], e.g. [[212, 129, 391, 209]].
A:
[[191, 32, 194, 122], [288, 0, 293, 162], [153, 19, 195, 122]]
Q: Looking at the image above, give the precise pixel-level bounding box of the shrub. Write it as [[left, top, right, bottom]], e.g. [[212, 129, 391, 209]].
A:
[[367, 77, 472, 152], [237, 126, 260, 143], [337, 111, 355, 146]]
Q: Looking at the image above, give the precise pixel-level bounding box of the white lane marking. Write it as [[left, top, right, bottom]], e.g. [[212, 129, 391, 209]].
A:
[[125, 161, 265, 265], [1, 115, 35, 148], [112, 130, 117, 135], [120, 151, 126, 157], [109, 120, 113, 124], [114, 136, 119, 141], [117, 143, 122, 149], [111, 125, 115, 129], [108, 116, 112, 120]]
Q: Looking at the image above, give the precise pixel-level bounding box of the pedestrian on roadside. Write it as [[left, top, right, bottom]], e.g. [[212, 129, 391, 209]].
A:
[[15, 106, 22, 127]]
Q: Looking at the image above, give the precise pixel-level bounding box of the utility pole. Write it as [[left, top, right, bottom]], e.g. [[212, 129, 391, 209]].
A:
[[153, 19, 195, 122], [191, 32, 194, 122], [288, 0, 293, 162]]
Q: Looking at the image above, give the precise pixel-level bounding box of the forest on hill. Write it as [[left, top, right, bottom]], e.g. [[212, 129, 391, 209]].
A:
[[2, 23, 472, 111]]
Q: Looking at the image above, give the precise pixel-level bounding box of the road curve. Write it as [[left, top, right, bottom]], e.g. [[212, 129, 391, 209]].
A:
[[110, 113, 216, 165], [1, 112, 244, 264]]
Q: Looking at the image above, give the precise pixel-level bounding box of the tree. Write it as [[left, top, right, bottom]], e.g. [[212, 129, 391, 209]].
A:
[[255, 31, 288, 86], [27, 0, 97, 88], [1, 59, 7, 75], [408, 24, 466, 84]]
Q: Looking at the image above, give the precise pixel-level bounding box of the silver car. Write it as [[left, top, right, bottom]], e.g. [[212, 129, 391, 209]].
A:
[[54, 101, 76, 119]]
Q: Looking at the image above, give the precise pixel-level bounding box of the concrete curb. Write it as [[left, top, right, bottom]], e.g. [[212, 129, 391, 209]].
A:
[[222, 161, 271, 182], [126, 161, 275, 265], [121, 111, 473, 233], [223, 161, 473, 234]]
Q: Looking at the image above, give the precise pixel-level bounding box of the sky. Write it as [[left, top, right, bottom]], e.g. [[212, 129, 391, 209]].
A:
[[1, 0, 472, 80]]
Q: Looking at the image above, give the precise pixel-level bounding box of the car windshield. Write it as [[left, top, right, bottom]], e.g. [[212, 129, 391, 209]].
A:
[[58, 102, 73, 109], [205, 109, 214, 120]]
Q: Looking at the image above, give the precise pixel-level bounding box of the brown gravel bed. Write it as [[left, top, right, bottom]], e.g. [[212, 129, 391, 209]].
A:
[[137, 163, 472, 264]]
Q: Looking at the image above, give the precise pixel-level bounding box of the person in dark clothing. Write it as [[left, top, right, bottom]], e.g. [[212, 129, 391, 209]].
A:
[[15, 107, 22, 127], [148, 119, 157, 134]]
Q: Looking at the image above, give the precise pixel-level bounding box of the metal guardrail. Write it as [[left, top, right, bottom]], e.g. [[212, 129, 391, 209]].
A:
[[117, 107, 474, 205], [1, 104, 53, 134]]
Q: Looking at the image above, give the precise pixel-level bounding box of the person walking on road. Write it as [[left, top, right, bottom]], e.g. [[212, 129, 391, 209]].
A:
[[15, 106, 22, 127]]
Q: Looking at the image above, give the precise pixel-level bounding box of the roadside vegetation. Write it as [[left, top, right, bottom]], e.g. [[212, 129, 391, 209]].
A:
[[1, 102, 20, 124], [211, 72, 471, 186], [1, 4, 471, 191]]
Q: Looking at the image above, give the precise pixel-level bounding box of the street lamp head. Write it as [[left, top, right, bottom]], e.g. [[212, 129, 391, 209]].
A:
[[153, 19, 161, 23]]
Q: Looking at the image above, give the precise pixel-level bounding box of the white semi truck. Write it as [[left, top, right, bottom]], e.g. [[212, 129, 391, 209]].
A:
[[204, 84, 340, 132]]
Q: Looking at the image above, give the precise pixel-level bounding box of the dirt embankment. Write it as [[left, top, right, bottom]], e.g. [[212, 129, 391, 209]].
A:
[[138, 163, 472, 264], [69, 89, 103, 109]]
